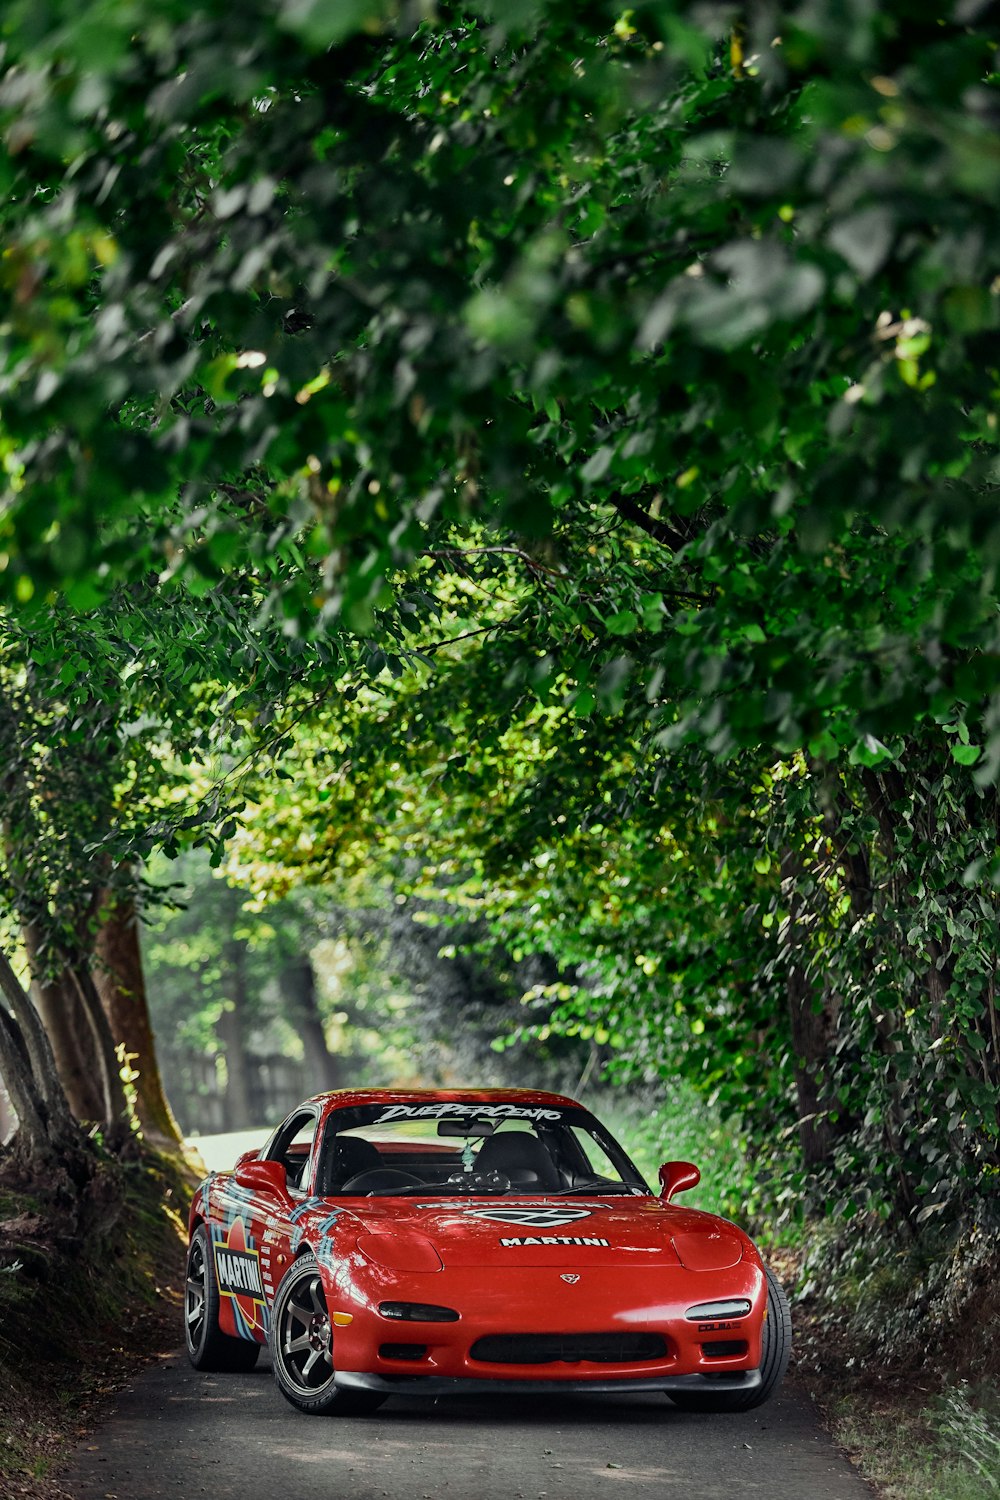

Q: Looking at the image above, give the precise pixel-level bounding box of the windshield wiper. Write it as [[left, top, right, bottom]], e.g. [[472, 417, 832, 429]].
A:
[[557, 1181, 635, 1196]]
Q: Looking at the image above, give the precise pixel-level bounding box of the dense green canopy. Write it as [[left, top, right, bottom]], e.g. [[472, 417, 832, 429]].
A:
[[1, 0, 998, 757], [1, 2, 998, 1290]]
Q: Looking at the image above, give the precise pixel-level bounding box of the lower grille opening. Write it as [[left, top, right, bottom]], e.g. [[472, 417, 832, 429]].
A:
[[379, 1343, 428, 1361], [470, 1333, 668, 1366], [701, 1340, 748, 1359]]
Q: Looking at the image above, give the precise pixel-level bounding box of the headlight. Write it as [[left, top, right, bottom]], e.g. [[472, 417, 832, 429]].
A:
[[685, 1299, 752, 1321], [379, 1302, 460, 1322], [356, 1233, 443, 1273], [671, 1230, 743, 1270]]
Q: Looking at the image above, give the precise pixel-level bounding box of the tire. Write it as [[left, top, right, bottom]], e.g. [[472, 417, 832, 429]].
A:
[[184, 1223, 261, 1372], [668, 1264, 791, 1413], [269, 1252, 386, 1417]]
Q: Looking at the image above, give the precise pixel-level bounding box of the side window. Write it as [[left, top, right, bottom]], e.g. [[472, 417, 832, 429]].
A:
[[570, 1126, 626, 1184], [267, 1110, 319, 1194]]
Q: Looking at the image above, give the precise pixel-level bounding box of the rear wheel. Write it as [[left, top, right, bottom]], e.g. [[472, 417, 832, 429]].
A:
[[270, 1252, 386, 1416], [668, 1264, 791, 1413], [185, 1224, 261, 1372]]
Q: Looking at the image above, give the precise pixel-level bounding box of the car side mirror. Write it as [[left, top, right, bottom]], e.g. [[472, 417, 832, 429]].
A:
[[658, 1160, 701, 1201], [234, 1158, 290, 1200]]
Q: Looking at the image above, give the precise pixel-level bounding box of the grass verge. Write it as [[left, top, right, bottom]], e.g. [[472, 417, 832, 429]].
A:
[[827, 1385, 1000, 1499], [792, 1219, 1000, 1500]]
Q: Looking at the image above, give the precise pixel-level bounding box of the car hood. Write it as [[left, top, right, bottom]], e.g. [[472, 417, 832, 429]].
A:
[[343, 1197, 745, 1270]]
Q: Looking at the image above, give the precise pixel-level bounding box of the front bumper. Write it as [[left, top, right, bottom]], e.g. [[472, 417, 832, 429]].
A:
[[336, 1370, 763, 1398], [322, 1256, 767, 1389]]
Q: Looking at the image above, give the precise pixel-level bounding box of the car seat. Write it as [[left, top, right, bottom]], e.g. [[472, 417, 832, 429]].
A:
[[474, 1132, 561, 1191], [318, 1134, 383, 1194]]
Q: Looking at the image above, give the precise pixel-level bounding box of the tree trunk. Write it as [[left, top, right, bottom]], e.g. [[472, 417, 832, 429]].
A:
[[786, 977, 840, 1168], [280, 958, 341, 1093], [813, 764, 919, 1226], [72, 966, 134, 1145], [93, 893, 185, 1149], [219, 930, 254, 1129], [0, 1069, 14, 1144], [0, 946, 77, 1139], [0, 947, 98, 1191], [21, 923, 106, 1123], [0, 1003, 51, 1159]]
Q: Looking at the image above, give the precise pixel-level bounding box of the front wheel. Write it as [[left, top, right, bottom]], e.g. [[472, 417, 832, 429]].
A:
[[185, 1224, 261, 1372], [668, 1264, 791, 1413], [269, 1252, 386, 1416]]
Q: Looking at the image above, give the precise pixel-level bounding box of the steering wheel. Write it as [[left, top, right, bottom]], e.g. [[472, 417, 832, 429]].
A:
[[339, 1168, 423, 1195]]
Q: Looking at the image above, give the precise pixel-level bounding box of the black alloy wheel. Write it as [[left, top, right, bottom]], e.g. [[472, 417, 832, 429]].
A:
[[269, 1251, 385, 1416]]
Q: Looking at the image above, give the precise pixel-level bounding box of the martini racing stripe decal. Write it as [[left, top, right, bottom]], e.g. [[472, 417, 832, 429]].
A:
[[209, 1220, 269, 1340], [287, 1197, 328, 1252], [288, 1197, 327, 1224]]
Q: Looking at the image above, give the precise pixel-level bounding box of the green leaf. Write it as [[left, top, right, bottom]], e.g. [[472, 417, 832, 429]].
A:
[[581, 447, 613, 484], [606, 610, 639, 636], [278, 0, 389, 48], [827, 207, 894, 280]]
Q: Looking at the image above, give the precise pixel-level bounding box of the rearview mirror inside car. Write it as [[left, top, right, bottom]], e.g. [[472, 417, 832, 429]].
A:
[[437, 1118, 499, 1137]]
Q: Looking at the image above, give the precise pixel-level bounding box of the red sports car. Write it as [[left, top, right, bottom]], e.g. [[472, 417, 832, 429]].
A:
[[184, 1088, 790, 1416]]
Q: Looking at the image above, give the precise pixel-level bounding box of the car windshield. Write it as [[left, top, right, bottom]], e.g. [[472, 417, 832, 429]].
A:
[[316, 1101, 650, 1198]]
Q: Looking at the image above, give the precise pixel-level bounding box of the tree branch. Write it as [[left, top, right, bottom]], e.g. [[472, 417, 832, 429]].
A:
[[608, 495, 689, 552], [425, 546, 566, 580]]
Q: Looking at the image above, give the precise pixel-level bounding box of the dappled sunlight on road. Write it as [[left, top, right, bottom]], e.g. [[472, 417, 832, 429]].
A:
[[63, 1351, 873, 1500]]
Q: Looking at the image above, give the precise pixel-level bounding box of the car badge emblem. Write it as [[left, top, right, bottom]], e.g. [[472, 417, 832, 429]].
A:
[[560, 1273, 580, 1284], [465, 1207, 593, 1229]]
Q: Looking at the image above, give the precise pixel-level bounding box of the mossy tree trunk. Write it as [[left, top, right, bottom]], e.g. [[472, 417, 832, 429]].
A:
[[94, 888, 185, 1149], [0, 945, 94, 1185], [22, 924, 106, 1123]]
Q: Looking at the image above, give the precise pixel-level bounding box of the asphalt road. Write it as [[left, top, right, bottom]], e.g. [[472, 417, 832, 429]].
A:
[[61, 1349, 873, 1500]]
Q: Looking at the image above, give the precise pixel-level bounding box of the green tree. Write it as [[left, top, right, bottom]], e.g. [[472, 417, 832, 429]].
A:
[[0, 0, 998, 1287], [0, 0, 996, 762], [0, 566, 342, 1166]]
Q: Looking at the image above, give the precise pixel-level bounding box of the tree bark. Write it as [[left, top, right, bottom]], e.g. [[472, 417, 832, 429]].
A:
[[280, 957, 341, 1093], [93, 893, 185, 1149], [0, 945, 76, 1136], [0, 1003, 50, 1156], [0, 1068, 14, 1144], [71, 966, 133, 1142], [21, 923, 106, 1123], [219, 926, 254, 1129], [0, 947, 96, 1187]]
